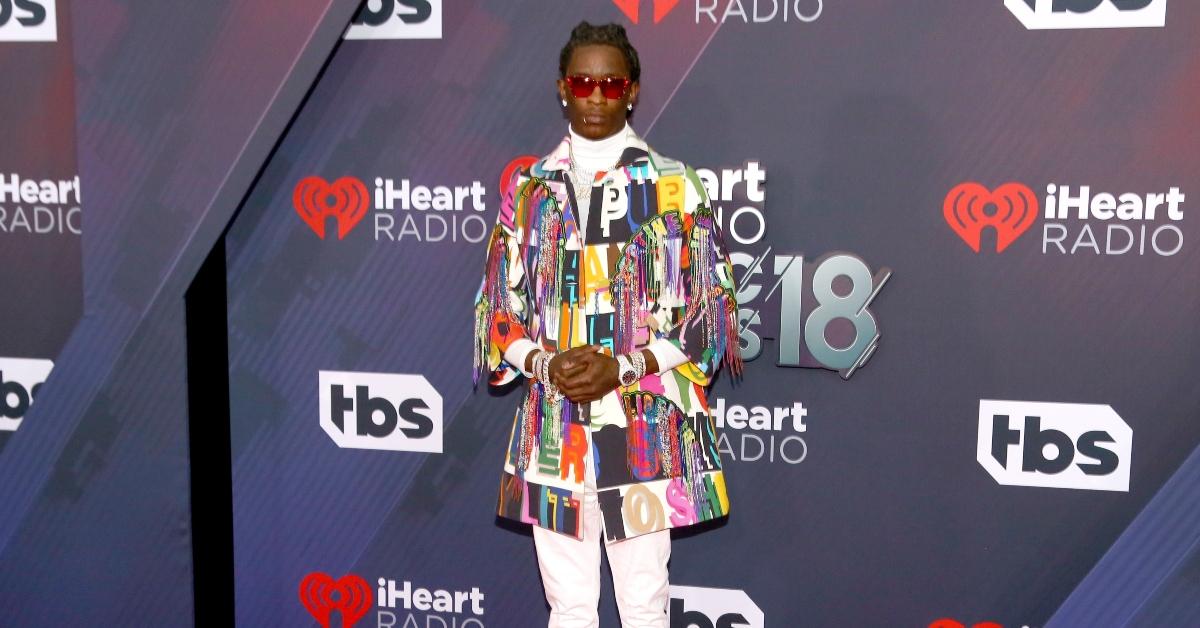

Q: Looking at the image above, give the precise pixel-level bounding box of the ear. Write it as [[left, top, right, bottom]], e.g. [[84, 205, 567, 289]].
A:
[[628, 81, 640, 106], [555, 77, 568, 102]]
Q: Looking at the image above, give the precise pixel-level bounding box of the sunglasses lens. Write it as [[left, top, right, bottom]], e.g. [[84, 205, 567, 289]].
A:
[[566, 76, 629, 100], [600, 78, 627, 99], [567, 76, 594, 98]]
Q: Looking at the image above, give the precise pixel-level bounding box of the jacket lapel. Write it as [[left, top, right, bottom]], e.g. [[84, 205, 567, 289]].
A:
[[537, 126, 655, 247]]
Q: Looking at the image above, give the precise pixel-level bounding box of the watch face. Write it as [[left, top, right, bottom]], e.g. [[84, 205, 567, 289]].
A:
[[621, 371, 636, 385]]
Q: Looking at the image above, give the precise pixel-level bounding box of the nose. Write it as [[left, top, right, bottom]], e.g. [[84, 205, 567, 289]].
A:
[[587, 82, 606, 105]]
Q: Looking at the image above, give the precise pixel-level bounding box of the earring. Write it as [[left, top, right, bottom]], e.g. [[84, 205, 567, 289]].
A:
[[561, 98, 567, 107], [627, 102, 633, 111]]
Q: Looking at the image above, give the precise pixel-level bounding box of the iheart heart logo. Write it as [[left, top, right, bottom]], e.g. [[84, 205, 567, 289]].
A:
[[943, 182, 1038, 253], [929, 619, 1004, 628], [293, 176, 370, 240], [299, 572, 372, 628], [613, 0, 681, 24], [500, 155, 538, 196]]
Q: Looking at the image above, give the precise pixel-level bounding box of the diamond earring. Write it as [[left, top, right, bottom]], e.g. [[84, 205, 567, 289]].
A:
[[627, 102, 633, 111], [561, 98, 567, 107]]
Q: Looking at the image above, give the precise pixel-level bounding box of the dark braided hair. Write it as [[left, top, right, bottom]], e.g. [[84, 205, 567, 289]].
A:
[[558, 21, 641, 83]]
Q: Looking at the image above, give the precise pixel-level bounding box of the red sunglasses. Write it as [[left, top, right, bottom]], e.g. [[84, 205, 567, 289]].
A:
[[564, 75, 632, 100]]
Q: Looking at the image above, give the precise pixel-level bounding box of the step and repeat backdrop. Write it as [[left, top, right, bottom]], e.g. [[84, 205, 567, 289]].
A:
[[1, 0, 1198, 626], [224, 1, 1200, 626], [0, 1, 360, 625], [0, 0, 80, 452]]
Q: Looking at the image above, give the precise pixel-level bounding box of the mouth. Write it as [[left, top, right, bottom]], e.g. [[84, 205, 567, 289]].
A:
[[582, 112, 608, 125]]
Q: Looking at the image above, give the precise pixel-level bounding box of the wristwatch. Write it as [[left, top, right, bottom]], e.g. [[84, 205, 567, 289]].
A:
[[616, 354, 638, 386]]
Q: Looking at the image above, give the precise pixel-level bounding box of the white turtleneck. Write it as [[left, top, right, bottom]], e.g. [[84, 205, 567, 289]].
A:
[[502, 121, 690, 379], [568, 120, 631, 235]]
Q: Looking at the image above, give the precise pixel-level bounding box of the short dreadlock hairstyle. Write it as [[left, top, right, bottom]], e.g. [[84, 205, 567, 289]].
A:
[[558, 21, 641, 83]]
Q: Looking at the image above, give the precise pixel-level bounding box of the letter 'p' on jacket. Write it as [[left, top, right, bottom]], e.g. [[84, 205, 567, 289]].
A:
[[473, 126, 742, 543]]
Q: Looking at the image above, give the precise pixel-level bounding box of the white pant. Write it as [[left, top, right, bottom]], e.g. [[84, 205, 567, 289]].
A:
[[532, 446, 671, 628]]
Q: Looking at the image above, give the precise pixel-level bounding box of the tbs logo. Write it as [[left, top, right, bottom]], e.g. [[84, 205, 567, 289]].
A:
[[0, 0, 56, 41], [344, 0, 441, 40], [977, 399, 1131, 492], [0, 357, 53, 432], [1004, 0, 1167, 29], [670, 585, 763, 628], [319, 370, 442, 453]]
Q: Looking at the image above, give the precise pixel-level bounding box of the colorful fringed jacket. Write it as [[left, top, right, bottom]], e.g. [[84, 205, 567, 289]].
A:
[[473, 128, 741, 542]]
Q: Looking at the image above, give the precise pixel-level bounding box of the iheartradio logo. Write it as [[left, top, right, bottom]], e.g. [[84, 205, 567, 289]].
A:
[[944, 180, 1185, 257], [929, 620, 1004, 628], [293, 176, 370, 240], [612, 0, 680, 24], [292, 173, 490, 243], [299, 572, 372, 628], [943, 182, 1038, 253]]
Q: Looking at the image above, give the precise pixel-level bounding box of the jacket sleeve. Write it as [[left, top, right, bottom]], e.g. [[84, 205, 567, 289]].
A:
[[473, 168, 538, 387], [644, 165, 742, 386]]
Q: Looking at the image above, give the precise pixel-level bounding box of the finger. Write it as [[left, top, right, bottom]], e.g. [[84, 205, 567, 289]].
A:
[[550, 362, 588, 388], [556, 353, 601, 374], [555, 346, 597, 368], [556, 376, 592, 396], [557, 372, 602, 392], [554, 360, 588, 376], [559, 365, 604, 391]]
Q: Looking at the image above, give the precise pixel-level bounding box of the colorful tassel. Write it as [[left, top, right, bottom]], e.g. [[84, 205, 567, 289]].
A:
[[473, 225, 515, 386], [621, 391, 707, 509], [682, 209, 743, 377], [610, 208, 742, 377], [611, 213, 684, 355]]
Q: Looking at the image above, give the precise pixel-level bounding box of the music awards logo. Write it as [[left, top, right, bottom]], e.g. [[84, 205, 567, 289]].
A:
[[944, 181, 1185, 256], [299, 572, 486, 627], [292, 173, 489, 243], [709, 161, 891, 379]]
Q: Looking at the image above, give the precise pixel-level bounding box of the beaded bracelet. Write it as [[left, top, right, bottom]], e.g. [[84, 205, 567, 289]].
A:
[[628, 350, 647, 380], [531, 349, 563, 402]]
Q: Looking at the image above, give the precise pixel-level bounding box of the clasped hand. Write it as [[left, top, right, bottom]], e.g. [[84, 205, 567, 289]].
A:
[[547, 345, 619, 404]]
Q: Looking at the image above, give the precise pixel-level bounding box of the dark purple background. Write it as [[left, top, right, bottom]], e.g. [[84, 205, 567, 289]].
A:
[[0, 1, 1195, 626], [225, 2, 1200, 626]]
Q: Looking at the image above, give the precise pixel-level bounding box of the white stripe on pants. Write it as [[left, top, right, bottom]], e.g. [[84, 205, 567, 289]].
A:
[[532, 444, 671, 628]]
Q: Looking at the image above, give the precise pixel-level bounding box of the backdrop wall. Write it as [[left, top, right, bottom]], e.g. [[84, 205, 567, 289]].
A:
[[0, 1, 1196, 627], [225, 1, 1200, 627]]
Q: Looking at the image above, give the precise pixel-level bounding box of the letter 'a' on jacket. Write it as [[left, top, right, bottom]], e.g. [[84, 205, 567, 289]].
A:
[[473, 126, 742, 543]]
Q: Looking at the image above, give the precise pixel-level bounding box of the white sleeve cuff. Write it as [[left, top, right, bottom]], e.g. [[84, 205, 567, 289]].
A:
[[503, 338, 541, 378], [645, 338, 689, 375]]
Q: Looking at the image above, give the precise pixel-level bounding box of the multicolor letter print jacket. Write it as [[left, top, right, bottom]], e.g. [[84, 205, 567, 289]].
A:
[[474, 127, 742, 542]]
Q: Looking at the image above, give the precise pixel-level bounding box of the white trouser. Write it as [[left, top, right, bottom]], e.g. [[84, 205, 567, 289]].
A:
[[532, 445, 671, 628]]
